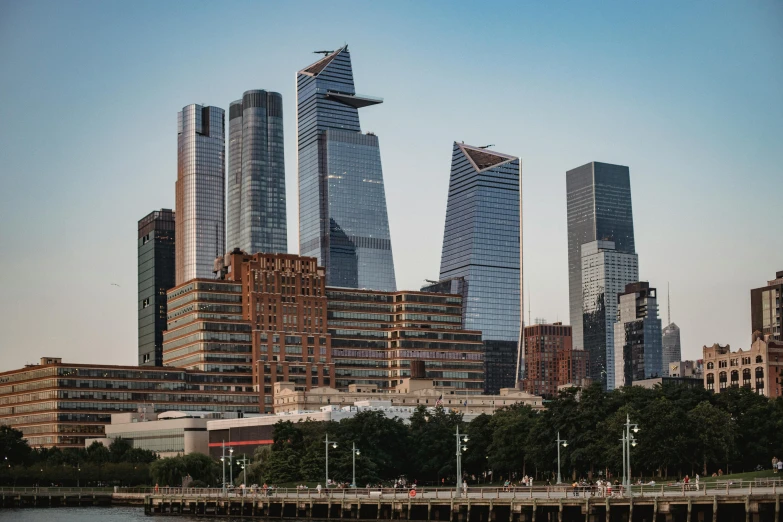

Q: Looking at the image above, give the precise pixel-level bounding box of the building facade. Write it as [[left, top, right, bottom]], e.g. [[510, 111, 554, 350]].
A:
[[661, 323, 682, 376], [0, 358, 259, 448], [138, 209, 176, 366], [669, 359, 703, 379], [613, 282, 663, 388], [226, 90, 287, 255], [431, 142, 522, 394], [703, 335, 783, 397], [176, 104, 225, 285], [751, 271, 783, 342], [567, 162, 635, 353], [521, 323, 588, 398], [327, 287, 485, 393], [581, 240, 639, 389], [297, 46, 396, 291]]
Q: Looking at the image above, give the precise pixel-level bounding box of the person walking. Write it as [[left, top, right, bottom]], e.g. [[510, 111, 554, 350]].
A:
[[773, 456, 779, 473], [777, 459, 782, 474], [316, 483, 322, 496], [462, 480, 467, 496]]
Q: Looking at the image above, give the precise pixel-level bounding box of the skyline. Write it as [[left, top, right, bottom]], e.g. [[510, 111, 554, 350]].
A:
[[0, 1, 781, 370]]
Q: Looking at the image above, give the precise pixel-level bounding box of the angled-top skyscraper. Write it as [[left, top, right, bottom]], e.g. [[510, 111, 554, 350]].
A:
[[226, 90, 287, 254], [566, 161, 635, 356], [176, 104, 225, 284], [296, 46, 396, 291], [431, 143, 522, 394]]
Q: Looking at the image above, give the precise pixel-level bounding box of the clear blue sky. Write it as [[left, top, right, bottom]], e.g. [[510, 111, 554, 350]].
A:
[[0, 0, 781, 370]]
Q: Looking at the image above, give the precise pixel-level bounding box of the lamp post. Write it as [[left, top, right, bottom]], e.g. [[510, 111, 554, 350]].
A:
[[238, 456, 249, 489], [556, 432, 568, 484], [620, 414, 639, 494], [77, 463, 81, 488], [325, 434, 337, 488], [220, 441, 235, 493], [351, 443, 360, 488], [455, 426, 468, 497], [229, 447, 234, 486]]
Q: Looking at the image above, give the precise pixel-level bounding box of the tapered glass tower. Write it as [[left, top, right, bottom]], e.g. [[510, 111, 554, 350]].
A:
[[176, 104, 225, 284], [226, 90, 287, 254], [297, 46, 396, 291], [435, 143, 522, 394]]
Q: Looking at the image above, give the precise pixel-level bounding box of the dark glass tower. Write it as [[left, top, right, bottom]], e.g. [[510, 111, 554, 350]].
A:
[[138, 209, 175, 366], [435, 143, 522, 394], [226, 90, 287, 254], [567, 162, 635, 356], [297, 46, 396, 291]]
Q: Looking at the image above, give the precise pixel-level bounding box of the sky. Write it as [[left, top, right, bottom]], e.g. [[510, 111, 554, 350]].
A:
[[0, 0, 781, 371]]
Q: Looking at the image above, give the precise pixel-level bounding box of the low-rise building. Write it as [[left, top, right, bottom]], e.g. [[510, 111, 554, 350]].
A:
[[0, 357, 260, 448], [668, 360, 703, 379], [632, 376, 704, 389], [703, 333, 783, 397]]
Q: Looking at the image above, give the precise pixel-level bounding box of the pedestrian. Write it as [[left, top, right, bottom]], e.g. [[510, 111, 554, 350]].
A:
[[778, 460, 783, 474], [572, 481, 579, 497], [462, 480, 467, 496], [316, 483, 322, 496], [773, 456, 779, 473]]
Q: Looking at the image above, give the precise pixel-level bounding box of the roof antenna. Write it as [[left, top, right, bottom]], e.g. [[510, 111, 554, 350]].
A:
[[667, 282, 671, 325], [528, 285, 531, 327]]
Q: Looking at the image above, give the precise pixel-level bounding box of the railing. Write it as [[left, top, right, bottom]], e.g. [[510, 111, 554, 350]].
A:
[[1, 480, 779, 500]]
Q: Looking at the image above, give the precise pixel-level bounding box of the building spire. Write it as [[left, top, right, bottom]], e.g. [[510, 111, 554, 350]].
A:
[[667, 281, 671, 325]]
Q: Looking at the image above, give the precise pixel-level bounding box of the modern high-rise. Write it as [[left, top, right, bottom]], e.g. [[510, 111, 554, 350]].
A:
[[226, 91, 287, 254], [138, 209, 175, 366], [430, 142, 522, 395], [613, 282, 663, 388], [176, 104, 225, 285], [751, 270, 783, 342], [521, 323, 588, 398], [581, 240, 639, 389], [297, 46, 396, 291], [662, 323, 681, 376], [567, 162, 635, 353]]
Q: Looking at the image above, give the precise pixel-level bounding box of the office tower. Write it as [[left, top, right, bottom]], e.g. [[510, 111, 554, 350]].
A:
[[226, 91, 287, 254], [138, 209, 175, 366], [326, 287, 485, 393], [751, 270, 783, 342], [297, 46, 396, 291], [175, 104, 225, 285], [521, 323, 588, 398], [581, 240, 639, 389], [431, 142, 522, 395], [661, 284, 681, 376], [613, 282, 663, 388], [567, 162, 635, 353]]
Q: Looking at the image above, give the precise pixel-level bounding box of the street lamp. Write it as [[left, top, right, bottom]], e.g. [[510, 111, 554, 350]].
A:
[[237, 456, 249, 490], [220, 441, 235, 493], [324, 434, 337, 488], [455, 426, 468, 497], [620, 414, 640, 493], [229, 447, 234, 486], [556, 432, 568, 484], [351, 443, 360, 488]]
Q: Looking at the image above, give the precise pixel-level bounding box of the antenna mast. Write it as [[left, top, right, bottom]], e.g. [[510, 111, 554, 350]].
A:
[[667, 282, 671, 325]]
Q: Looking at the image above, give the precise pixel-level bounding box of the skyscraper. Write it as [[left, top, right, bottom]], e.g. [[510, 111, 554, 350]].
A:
[[581, 240, 639, 389], [176, 104, 225, 285], [751, 270, 783, 342], [138, 209, 175, 366], [567, 162, 635, 353], [661, 323, 681, 377], [226, 90, 287, 255], [614, 282, 663, 388], [297, 46, 396, 291], [431, 142, 522, 394]]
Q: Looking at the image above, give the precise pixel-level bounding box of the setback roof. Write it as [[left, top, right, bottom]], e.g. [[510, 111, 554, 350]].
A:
[[458, 143, 518, 172]]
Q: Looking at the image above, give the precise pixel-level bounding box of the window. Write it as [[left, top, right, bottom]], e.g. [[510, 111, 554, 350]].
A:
[[142, 298, 150, 308], [707, 362, 714, 370], [756, 355, 763, 363]]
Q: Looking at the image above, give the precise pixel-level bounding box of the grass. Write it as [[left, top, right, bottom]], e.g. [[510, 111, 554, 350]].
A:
[[699, 469, 778, 483]]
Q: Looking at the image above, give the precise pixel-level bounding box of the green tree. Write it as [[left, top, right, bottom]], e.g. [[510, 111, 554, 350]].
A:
[[687, 401, 735, 475], [150, 456, 188, 486], [0, 425, 31, 466], [487, 404, 537, 476]]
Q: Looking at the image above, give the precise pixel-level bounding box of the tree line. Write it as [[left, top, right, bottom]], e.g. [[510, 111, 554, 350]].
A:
[[1, 384, 781, 487]]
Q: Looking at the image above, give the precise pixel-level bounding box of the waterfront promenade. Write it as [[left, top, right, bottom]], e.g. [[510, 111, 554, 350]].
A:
[[1, 480, 781, 521]]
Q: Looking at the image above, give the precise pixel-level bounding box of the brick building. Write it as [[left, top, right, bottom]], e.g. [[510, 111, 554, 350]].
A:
[[703, 333, 783, 397], [522, 323, 588, 398]]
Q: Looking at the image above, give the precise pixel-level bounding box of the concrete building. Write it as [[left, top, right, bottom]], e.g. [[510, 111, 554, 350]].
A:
[[521, 323, 589, 398], [0, 358, 260, 448], [703, 334, 783, 397], [581, 240, 639, 389], [207, 378, 543, 459], [613, 282, 662, 388], [751, 270, 783, 343], [632, 376, 704, 390], [87, 410, 243, 457], [669, 360, 703, 379]]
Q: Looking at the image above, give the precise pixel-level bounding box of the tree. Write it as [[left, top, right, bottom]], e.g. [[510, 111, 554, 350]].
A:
[[182, 453, 218, 485], [687, 401, 735, 475], [487, 404, 537, 476], [85, 441, 111, 465], [0, 426, 31, 466], [150, 456, 188, 486], [109, 438, 133, 463]]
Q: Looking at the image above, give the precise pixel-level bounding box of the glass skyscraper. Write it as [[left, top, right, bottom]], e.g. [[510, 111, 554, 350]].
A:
[[662, 323, 681, 376], [613, 282, 663, 388], [138, 209, 175, 366], [433, 142, 522, 394], [297, 46, 396, 291], [567, 161, 635, 354], [176, 104, 225, 285], [226, 90, 287, 255]]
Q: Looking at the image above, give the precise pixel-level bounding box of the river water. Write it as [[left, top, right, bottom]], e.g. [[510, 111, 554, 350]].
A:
[[0, 506, 258, 521]]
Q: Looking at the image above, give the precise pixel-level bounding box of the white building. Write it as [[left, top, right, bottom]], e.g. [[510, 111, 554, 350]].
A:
[[581, 240, 639, 390]]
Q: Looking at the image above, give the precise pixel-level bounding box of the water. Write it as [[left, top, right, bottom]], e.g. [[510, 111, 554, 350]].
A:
[[0, 506, 261, 521]]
